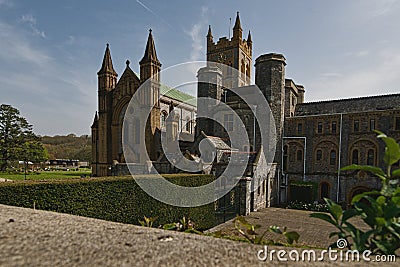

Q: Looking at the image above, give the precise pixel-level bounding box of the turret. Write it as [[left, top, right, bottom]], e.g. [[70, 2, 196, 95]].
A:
[[232, 12, 242, 41], [139, 29, 162, 161], [140, 29, 161, 84], [255, 53, 286, 162], [97, 44, 118, 113]]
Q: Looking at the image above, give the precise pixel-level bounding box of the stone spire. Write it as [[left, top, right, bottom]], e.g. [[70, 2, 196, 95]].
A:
[[97, 43, 117, 75], [247, 30, 252, 44], [232, 12, 243, 40], [207, 25, 213, 38], [140, 29, 160, 64], [233, 11, 242, 30]]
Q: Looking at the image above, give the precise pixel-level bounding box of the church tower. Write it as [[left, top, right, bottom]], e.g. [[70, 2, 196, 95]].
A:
[[207, 12, 252, 88], [139, 29, 162, 161], [93, 44, 118, 176]]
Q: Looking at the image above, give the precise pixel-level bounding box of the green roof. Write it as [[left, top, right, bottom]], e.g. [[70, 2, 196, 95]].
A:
[[132, 71, 197, 107], [160, 84, 197, 107]]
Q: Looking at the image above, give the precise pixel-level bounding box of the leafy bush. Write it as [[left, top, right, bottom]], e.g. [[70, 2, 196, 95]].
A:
[[310, 132, 400, 255], [0, 175, 215, 230]]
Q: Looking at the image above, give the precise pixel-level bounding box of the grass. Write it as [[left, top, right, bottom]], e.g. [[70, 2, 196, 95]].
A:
[[0, 169, 92, 181]]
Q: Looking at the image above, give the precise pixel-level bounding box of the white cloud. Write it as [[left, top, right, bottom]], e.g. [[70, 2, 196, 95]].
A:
[[186, 6, 208, 61], [371, 0, 397, 17], [0, 0, 12, 8], [20, 14, 46, 38], [308, 48, 400, 102], [0, 21, 50, 65]]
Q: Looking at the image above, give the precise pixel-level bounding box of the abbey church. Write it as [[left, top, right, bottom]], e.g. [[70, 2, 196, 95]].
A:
[[91, 12, 400, 209]]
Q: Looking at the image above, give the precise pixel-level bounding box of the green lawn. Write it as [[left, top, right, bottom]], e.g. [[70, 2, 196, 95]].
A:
[[0, 170, 92, 181]]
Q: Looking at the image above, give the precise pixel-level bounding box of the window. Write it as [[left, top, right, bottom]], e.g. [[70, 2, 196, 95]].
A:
[[316, 149, 322, 161], [292, 95, 296, 107], [297, 149, 303, 161], [352, 149, 359, 165], [395, 117, 400, 130], [370, 119, 375, 131], [297, 123, 303, 134], [224, 114, 234, 132], [367, 149, 375, 165], [185, 117, 191, 132], [354, 120, 359, 132], [161, 112, 167, 128], [330, 150, 336, 166], [317, 122, 323, 133], [332, 122, 337, 134]]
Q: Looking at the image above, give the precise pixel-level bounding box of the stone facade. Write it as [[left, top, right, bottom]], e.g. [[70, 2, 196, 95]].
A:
[[282, 96, 400, 205]]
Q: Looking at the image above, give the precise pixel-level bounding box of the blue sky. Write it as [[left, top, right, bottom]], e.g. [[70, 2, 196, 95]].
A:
[[1, 0, 399, 136]]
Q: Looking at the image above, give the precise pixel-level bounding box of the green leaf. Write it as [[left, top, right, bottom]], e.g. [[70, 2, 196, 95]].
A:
[[284, 231, 300, 245], [162, 223, 176, 230], [342, 209, 359, 222], [375, 217, 386, 226], [330, 203, 343, 222], [341, 164, 386, 179], [310, 213, 336, 226], [377, 133, 400, 166], [391, 169, 400, 178], [351, 191, 379, 204], [376, 196, 386, 205]]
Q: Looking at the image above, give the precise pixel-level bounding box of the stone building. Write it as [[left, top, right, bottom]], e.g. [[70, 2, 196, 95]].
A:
[[91, 30, 196, 177], [91, 12, 400, 209]]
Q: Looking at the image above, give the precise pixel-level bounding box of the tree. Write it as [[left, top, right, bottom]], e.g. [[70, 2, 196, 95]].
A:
[[0, 104, 47, 171]]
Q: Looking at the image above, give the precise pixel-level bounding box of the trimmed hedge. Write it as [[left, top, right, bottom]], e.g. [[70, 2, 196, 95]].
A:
[[289, 180, 318, 203], [0, 174, 215, 230]]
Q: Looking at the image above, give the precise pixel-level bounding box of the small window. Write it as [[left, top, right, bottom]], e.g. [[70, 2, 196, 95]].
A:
[[332, 122, 337, 134], [185, 117, 191, 132], [224, 114, 234, 132], [367, 149, 375, 165], [395, 117, 400, 130], [352, 149, 359, 165], [354, 120, 359, 132], [317, 122, 323, 133], [298, 123, 303, 134], [370, 119, 375, 131], [316, 149, 322, 161], [330, 150, 336, 166], [297, 149, 303, 161]]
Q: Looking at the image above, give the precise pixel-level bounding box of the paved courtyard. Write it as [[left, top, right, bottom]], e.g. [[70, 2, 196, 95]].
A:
[[207, 207, 370, 249]]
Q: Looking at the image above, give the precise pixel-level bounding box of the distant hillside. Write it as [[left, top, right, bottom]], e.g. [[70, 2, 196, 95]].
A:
[[41, 134, 91, 162]]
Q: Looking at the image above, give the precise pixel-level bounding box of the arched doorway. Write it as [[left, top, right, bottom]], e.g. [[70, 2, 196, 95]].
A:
[[320, 182, 330, 201], [349, 186, 370, 205]]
